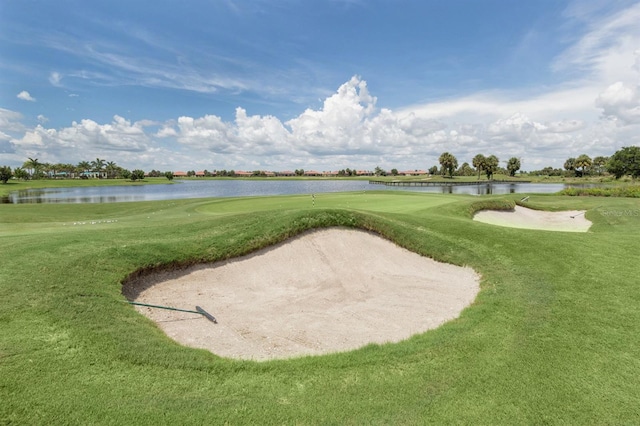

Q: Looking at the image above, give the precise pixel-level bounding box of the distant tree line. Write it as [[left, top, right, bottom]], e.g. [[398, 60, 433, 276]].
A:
[[2, 146, 640, 184], [432, 152, 518, 180], [1, 157, 155, 182], [431, 147, 640, 180], [528, 148, 639, 179]]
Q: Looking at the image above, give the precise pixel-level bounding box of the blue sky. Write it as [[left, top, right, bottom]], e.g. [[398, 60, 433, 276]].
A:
[[1, 0, 639, 172]]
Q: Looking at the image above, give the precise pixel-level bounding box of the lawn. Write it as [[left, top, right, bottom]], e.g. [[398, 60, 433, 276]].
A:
[[1, 191, 639, 424]]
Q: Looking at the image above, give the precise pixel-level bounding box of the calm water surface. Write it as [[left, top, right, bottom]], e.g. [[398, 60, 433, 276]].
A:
[[4, 179, 578, 204]]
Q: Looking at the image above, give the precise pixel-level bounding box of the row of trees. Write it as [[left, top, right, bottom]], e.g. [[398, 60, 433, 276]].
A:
[[436, 147, 640, 180], [14, 157, 133, 180], [1, 157, 150, 182], [437, 153, 521, 179], [2, 147, 639, 184], [518, 147, 640, 179], [562, 154, 609, 177]]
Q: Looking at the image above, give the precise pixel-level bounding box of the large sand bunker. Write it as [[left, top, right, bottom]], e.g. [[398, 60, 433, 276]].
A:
[[125, 228, 479, 361], [474, 206, 591, 232]]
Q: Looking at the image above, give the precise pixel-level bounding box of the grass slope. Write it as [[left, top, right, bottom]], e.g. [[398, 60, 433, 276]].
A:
[[1, 192, 639, 424]]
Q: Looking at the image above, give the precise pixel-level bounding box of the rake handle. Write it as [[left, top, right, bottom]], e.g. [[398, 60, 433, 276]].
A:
[[128, 301, 217, 323]]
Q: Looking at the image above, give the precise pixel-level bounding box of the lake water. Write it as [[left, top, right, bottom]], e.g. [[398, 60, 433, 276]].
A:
[[3, 179, 575, 204]]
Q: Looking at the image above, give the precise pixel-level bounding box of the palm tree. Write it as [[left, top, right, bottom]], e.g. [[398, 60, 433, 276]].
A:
[[438, 152, 458, 178], [484, 155, 499, 180], [61, 163, 76, 178], [50, 163, 67, 179], [105, 161, 118, 179], [77, 161, 91, 178], [592, 156, 608, 175], [472, 154, 486, 180], [91, 158, 106, 178], [564, 157, 576, 176], [575, 154, 592, 177], [23, 157, 41, 179], [506, 157, 521, 177], [41, 162, 53, 178]]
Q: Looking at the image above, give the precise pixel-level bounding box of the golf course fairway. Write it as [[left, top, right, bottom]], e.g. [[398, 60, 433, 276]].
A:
[[2, 190, 639, 423]]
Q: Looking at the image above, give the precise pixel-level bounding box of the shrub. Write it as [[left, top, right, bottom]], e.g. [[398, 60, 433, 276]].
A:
[[131, 169, 145, 181], [558, 186, 640, 198], [0, 165, 12, 183]]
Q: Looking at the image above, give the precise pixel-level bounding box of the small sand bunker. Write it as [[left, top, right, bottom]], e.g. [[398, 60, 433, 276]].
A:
[[125, 228, 479, 361], [474, 205, 591, 232]]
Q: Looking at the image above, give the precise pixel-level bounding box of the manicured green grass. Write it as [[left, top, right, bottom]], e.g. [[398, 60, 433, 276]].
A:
[[1, 191, 640, 424]]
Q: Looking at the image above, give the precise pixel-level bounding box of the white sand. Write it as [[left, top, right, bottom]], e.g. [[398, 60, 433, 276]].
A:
[[473, 205, 591, 232], [126, 228, 480, 361]]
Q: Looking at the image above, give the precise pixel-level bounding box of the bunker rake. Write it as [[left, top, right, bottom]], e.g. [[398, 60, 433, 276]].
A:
[[127, 301, 217, 323], [570, 206, 601, 219]]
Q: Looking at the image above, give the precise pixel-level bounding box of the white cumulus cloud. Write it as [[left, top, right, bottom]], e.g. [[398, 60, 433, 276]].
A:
[[150, 75, 604, 170], [596, 81, 640, 124], [17, 91, 36, 102], [0, 108, 26, 132], [9, 116, 153, 167], [2, 67, 637, 172], [286, 76, 380, 155]]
